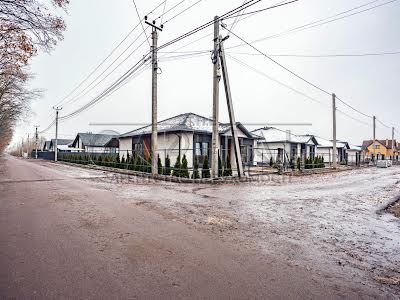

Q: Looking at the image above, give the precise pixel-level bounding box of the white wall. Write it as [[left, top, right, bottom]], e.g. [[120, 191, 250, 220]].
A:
[[158, 132, 194, 168], [119, 137, 132, 161]]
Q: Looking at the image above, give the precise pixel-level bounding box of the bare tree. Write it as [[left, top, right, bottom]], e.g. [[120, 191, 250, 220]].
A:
[[0, 0, 69, 154]]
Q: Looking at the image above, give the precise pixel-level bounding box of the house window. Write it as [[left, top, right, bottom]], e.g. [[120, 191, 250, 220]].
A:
[[133, 143, 143, 156], [195, 142, 209, 164], [241, 144, 253, 165], [374, 144, 380, 149]]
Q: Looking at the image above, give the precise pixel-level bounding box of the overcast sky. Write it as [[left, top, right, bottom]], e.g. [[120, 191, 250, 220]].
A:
[[14, 0, 400, 146]]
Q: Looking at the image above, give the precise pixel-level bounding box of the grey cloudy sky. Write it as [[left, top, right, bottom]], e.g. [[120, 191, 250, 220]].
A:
[[14, 0, 400, 145]]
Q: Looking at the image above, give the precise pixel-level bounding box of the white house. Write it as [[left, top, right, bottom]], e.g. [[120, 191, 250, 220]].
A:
[[316, 137, 350, 164], [347, 144, 363, 165], [119, 113, 257, 175], [251, 127, 318, 165]]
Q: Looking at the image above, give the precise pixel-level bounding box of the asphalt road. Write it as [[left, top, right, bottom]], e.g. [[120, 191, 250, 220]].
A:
[[0, 156, 380, 299]]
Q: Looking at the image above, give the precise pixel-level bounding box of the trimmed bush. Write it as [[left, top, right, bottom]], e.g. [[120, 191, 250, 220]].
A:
[[223, 155, 232, 177], [192, 156, 200, 179], [202, 155, 210, 178], [181, 155, 189, 178], [164, 155, 171, 176], [158, 155, 163, 175], [172, 155, 181, 177]]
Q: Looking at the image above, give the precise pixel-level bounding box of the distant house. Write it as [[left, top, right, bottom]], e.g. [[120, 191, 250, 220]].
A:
[[316, 137, 349, 164], [362, 139, 399, 161], [119, 113, 257, 173], [251, 127, 318, 165], [49, 139, 73, 152], [71, 133, 119, 153], [347, 144, 363, 165]]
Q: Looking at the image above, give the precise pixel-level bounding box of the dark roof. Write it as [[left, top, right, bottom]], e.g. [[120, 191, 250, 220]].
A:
[[73, 133, 118, 148], [120, 113, 255, 139], [50, 139, 73, 146], [362, 139, 398, 150]]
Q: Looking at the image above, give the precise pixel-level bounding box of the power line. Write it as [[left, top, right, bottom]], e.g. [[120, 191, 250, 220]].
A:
[[53, 0, 167, 109], [227, 54, 374, 128], [226, 50, 400, 58], [155, 0, 188, 20], [227, 54, 326, 106], [224, 26, 332, 96], [335, 96, 372, 118], [132, 0, 151, 47], [157, 0, 266, 51], [62, 32, 150, 108], [376, 118, 392, 129], [227, 0, 397, 49], [60, 56, 150, 121], [160, 0, 168, 23], [162, 0, 203, 25], [223, 0, 299, 20], [225, 26, 395, 126]]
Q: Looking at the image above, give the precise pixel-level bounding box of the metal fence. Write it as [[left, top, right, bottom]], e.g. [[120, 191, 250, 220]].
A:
[[34, 146, 399, 178]]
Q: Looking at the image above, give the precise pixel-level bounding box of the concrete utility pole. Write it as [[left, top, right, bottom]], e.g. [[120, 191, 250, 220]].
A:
[[145, 17, 163, 176], [34, 125, 39, 159], [218, 36, 244, 177], [27, 134, 30, 157], [332, 93, 337, 169], [373, 116, 376, 164], [211, 16, 221, 178], [53, 106, 62, 162], [392, 127, 395, 160]]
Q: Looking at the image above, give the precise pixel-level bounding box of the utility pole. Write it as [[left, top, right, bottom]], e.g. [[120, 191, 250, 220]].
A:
[[53, 106, 62, 162], [373, 116, 376, 165], [332, 93, 337, 169], [218, 35, 244, 177], [211, 16, 221, 178], [145, 17, 163, 176], [392, 126, 395, 160], [27, 134, 30, 158], [34, 125, 39, 159]]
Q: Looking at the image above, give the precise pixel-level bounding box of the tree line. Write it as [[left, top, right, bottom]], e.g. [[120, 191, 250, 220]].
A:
[[0, 0, 69, 154]]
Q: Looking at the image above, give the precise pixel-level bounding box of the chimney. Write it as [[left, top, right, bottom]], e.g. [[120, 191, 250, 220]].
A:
[[386, 139, 389, 147]]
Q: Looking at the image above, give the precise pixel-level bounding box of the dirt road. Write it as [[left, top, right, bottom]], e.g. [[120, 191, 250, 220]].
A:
[[0, 156, 393, 299]]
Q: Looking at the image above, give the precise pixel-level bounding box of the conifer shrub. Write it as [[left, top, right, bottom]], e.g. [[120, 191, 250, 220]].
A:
[[158, 155, 163, 175], [180, 154, 190, 178], [192, 156, 200, 179], [172, 155, 181, 177], [202, 155, 210, 178], [218, 154, 223, 177], [223, 155, 232, 177], [164, 155, 171, 176]]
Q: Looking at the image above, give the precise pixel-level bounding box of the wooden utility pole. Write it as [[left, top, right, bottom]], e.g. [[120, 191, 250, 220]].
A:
[[332, 93, 337, 169], [373, 116, 376, 164], [211, 16, 221, 178], [145, 17, 163, 176], [53, 106, 62, 162], [219, 36, 244, 177]]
